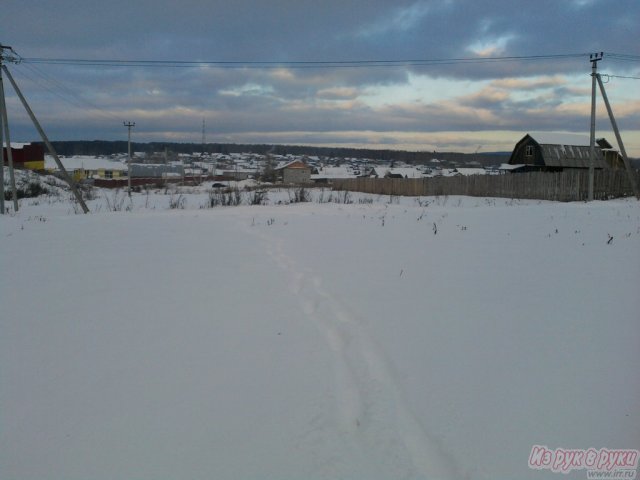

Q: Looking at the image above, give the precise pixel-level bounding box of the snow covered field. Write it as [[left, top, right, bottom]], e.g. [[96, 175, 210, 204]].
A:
[[1, 184, 639, 479]]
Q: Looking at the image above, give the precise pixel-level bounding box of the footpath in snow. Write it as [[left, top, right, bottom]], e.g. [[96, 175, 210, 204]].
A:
[[1, 187, 638, 480]]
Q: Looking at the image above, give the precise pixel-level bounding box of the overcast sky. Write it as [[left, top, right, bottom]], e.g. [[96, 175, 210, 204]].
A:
[[3, 0, 640, 155]]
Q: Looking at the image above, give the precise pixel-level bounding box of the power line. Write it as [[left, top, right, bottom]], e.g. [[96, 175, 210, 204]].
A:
[[604, 53, 640, 63], [11, 63, 123, 122], [5, 49, 638, 139], [18, 52, 591, 69]]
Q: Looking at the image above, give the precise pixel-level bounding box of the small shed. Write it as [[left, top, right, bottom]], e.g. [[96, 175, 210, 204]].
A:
[[508, 133, 611, 171], [275, 160, 311, 184]]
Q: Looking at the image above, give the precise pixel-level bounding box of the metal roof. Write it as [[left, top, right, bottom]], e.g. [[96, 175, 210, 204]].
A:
[[527, 132, 613, 150], [513, 133, 611, 169], [538, 144, 608, 168]]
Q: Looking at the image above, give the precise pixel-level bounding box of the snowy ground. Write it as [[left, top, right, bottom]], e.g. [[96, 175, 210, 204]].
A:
[[1, 182, 639, 479]]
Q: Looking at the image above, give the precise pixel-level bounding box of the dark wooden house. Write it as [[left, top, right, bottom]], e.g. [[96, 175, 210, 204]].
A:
[[508, 133, 613, 172]]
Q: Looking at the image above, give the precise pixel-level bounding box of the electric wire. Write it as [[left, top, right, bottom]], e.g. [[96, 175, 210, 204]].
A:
[[4, 48, 638, 137], [604, 53, 640, 63], [18, 52, 591, 69], [24, 63, 123, 122], [10, 63, 123, 123]]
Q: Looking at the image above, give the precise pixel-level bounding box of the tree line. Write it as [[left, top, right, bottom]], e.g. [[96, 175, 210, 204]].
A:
[[38, 140, 510, 166]]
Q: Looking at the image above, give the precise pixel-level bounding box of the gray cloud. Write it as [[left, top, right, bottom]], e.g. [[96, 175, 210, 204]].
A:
[[2, 0, 639, 154]]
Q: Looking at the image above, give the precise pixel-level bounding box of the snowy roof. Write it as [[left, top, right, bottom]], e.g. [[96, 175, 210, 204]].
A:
[[374, 167, 424, 179], [453, 168, 487, 176], [311, 166, 358, 179], [45, 155, 128, 171], [275, 160, 310, 170], [4, 142, 31, 149], [222, 167, 257, 174], [499, 163, 526, 171]]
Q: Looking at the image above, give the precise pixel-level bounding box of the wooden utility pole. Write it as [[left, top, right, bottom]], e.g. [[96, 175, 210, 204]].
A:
[[588, 52, 603, 201], [124, 121, 135, 195]]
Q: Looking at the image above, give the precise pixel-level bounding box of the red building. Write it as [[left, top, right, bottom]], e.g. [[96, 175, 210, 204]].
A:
[[2, 143, 45, 170]]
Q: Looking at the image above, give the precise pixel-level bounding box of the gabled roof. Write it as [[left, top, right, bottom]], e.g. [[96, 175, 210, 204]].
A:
[[275, 159, 310, 170], [511, 133, 610, 169]]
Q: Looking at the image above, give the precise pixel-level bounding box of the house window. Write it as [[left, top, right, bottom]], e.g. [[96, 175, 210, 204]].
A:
[[525, 145, 534, 157], [104, 170, 113, 179]]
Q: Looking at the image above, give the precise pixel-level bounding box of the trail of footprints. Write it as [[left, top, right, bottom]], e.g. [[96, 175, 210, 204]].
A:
[[259, 230, 457, 479]]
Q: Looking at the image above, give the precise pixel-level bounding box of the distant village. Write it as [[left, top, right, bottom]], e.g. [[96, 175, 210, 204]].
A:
[[55, 150, 495, 186], [4, 142, 502, 186], [2, 133, 637, 197]]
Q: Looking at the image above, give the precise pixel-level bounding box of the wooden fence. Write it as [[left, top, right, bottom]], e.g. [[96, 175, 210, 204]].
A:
[[91, 175, 208, 189], [332, 170, 640, 202]]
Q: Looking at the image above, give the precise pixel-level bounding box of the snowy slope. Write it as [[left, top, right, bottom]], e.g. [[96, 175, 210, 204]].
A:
[[1, 191, 639, 480]]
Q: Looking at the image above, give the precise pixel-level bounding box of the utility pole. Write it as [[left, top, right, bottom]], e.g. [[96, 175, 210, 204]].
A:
[[124, 121, 135, 195], [0, 44, 19, 213], [201, 117, 205, 156], [0, 80, 4, 214], [1, 44, 88, 213], [588, 52, 603, 201], [200, 117, 205, 184], [474, 145, 482, 164], [596, 74, 640, 199], [3, 64, 89, 213]]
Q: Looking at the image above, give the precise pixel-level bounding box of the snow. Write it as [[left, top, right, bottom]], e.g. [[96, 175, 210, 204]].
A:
[[452, 167, 487, 176], [275, 159, 308, 170], [388, 167, 424, 178], [312, 166, 358, 179], [4, 142, 31, 149], [44, 154, 128, 171], [499, 163, 525, 171], [373, 167, 425, 178], [1, 182, 639, 480]]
